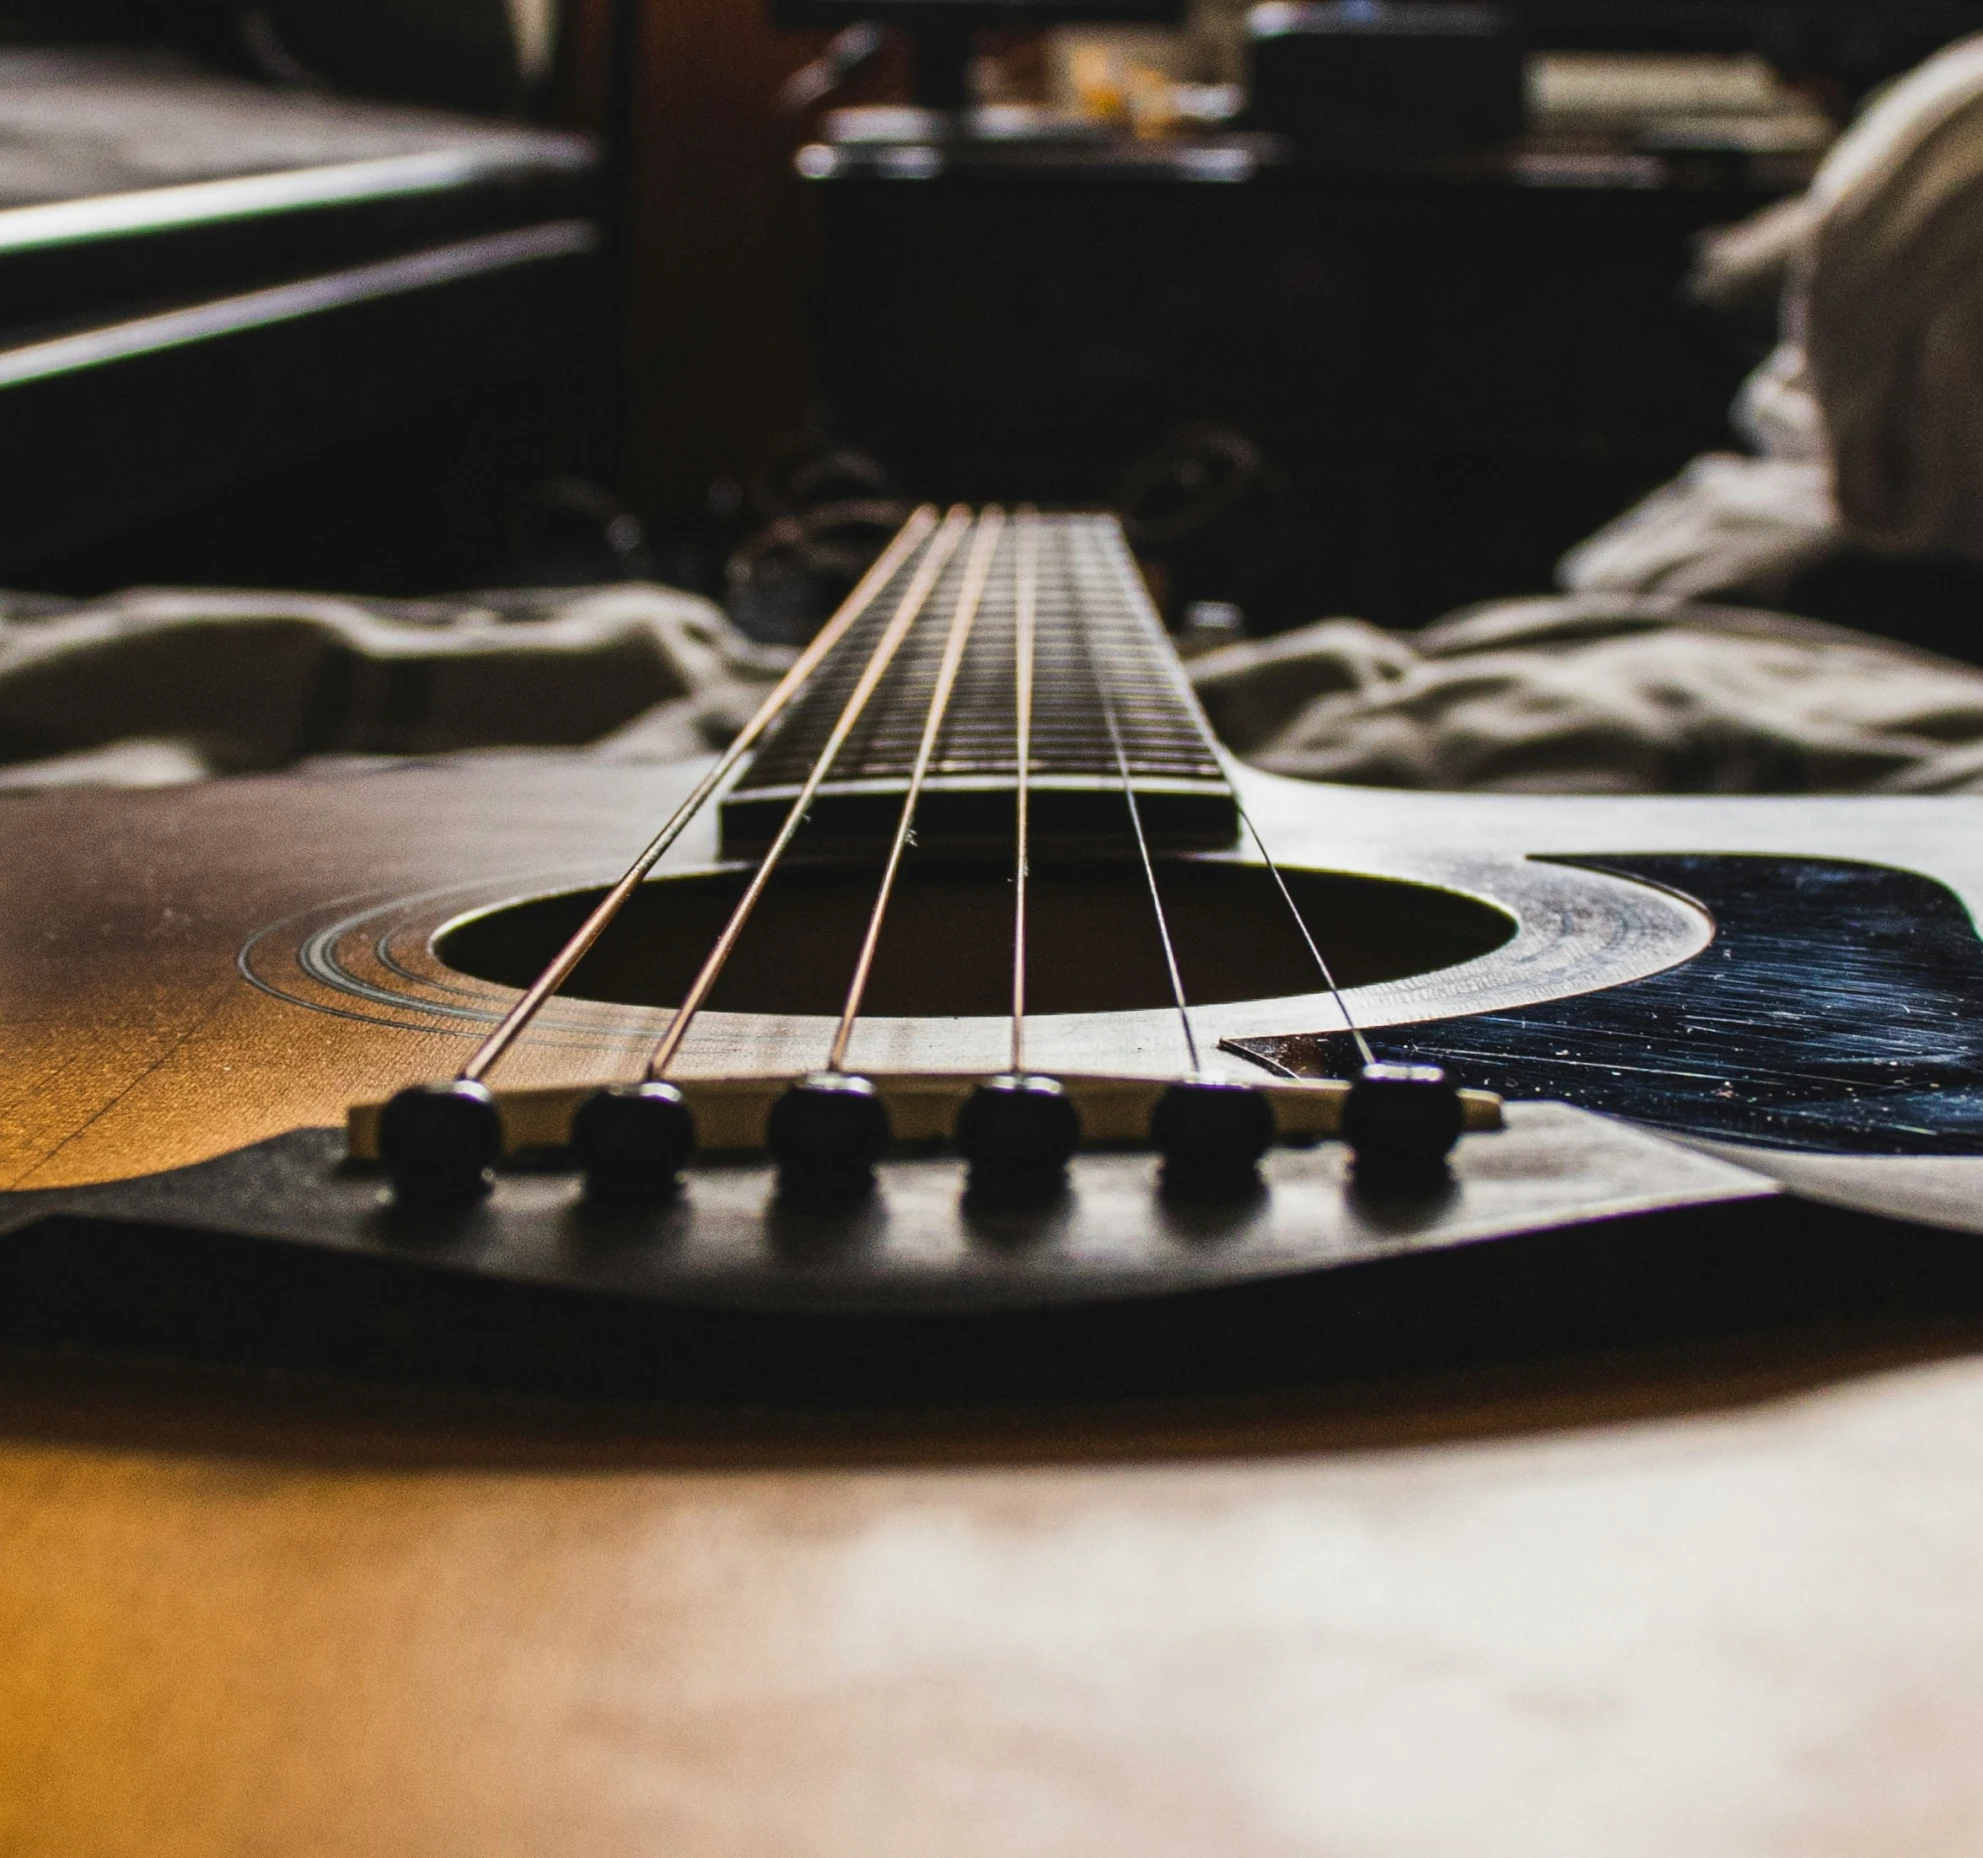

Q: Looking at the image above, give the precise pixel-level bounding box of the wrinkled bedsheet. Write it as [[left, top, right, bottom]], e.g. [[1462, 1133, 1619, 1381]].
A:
[[5, 580, 1983, 800], [1565, 32, 1983, 604], [0, 582, 778, 789], [1189, 593, 1983, 794]]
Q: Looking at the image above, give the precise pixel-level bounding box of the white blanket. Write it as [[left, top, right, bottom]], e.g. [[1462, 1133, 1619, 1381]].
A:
[[9, 581, 1983, 800], [0, 582, 777, 788], [1563, 34, 1983, 600], [1188, 593, 1983, 794]]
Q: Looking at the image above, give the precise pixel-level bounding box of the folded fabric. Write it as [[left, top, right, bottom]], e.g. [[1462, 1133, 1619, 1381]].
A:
[[1189, 593, 1983, 794], [1558, 346, 1842, 603], [1564, 33, 1983, 602], [1554, 451, 1835, 602], [0, 582, 780, 786], [11, 579, 1983, 803], [1807, 35, 1983, 561]]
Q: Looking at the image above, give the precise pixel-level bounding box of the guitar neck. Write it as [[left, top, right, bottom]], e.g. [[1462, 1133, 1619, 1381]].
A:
[[718, 512, 1237, 856]]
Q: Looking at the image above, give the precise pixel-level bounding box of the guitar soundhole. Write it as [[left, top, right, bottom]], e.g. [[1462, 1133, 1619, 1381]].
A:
[[437, 860, 1514, 1018]]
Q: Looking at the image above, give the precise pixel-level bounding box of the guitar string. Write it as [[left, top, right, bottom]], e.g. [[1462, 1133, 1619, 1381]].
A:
[[825, 507, 1006, 1071], [644, 505, 973, 1080], [463, 503, 1349, 1114], [1079, 509, 1373, 1074], [1008, 506, 1040, 1076], [456, 502, 941, 1085], [1075, 549, 1205, 1080], [1233, 799, 1375, 1068]]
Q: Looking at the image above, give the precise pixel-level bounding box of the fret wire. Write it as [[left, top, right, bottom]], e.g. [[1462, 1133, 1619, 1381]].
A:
[[1010, 507, 1040, 1074], [726, 513, 1223, 796], [644, 505, 973, 1080], [827, 507, 1006, 1072], [456, 502, 940, 1085]]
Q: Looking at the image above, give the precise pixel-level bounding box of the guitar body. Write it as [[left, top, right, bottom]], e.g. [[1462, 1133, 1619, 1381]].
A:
[[3, 513, 1979, 1393]]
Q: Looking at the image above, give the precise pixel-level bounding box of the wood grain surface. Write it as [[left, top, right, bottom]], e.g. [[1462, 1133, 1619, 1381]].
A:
[[13, 752, 1983, 1193], [11, 763, 1983, 1851], [7, 1321, 1983, 1855], [0, 753, 1703, 1191]]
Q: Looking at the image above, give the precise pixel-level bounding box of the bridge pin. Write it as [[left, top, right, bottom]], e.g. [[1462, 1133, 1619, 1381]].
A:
[[378, 1080, 502, 1205], [956, 1074, 1081, 1196], [768, 1072, 891, 1198], [1343, 1063, 1464, 1185], [573, 1082, 696, 1202], [1149, 1081, 1275, 1191]]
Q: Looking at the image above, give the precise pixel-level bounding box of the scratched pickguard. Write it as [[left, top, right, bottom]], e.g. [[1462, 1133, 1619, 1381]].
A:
[[1226, 855, 1983, 1156]]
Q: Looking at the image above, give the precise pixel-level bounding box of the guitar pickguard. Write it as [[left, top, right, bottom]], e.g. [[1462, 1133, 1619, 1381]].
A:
[[1229, 854, 1983, 1155]]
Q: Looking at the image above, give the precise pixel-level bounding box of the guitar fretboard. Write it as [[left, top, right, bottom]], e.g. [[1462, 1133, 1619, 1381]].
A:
[[720, 513, 1235, 855]]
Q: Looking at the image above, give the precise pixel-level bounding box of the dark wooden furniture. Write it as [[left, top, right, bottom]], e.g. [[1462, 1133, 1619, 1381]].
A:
[[0, 46, 602, 587], [802, 132, 1802, 627]]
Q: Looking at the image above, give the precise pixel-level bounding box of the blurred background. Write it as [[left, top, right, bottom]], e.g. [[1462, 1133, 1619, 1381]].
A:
[[2, 0, 1978, 647]]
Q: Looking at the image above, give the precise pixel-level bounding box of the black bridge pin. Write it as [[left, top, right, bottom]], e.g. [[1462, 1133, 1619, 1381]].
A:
[[1342, 1062, 1464, 1186], [768, 1072, 891, 1197], [1149, 1080, 1276, 1191], [955, 1074, 1081, 1195], [378, 1079, 503, 1205], [572, 1082, 696, 1202]]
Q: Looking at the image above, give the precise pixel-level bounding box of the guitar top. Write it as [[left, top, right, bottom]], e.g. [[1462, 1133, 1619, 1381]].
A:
[[1, 507, 1980, 1393]]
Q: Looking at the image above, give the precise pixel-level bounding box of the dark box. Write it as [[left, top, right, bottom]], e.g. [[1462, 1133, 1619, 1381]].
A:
[[1247, 0, 1526, 159]]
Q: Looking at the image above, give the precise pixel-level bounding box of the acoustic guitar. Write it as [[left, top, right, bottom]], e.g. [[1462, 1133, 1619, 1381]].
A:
[[2, 503, 1980, 1397]]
